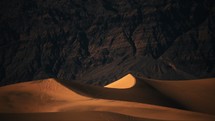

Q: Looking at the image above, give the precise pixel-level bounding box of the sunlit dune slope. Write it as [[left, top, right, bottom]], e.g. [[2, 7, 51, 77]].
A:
[[0, 74, 215, 121], [104, 74, 136, 89]]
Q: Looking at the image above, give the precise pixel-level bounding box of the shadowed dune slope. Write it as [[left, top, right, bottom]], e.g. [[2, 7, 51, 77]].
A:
[[141, 77, 215, 115], [0, 74, 215, 121]]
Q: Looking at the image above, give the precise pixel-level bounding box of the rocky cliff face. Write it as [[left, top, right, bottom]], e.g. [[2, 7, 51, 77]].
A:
[[0, 0, 214, 86]]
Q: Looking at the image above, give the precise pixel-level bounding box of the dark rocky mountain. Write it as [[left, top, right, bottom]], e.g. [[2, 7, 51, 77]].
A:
[[0, 0, 214, 86]]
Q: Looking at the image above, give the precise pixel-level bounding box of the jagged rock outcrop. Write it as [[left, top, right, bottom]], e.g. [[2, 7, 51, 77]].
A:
[[0, 0, 214, 86]]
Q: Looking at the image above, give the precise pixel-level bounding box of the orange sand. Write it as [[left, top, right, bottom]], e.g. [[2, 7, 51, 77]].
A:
[[105, 74, 136, 89], [0, 74, 215, 121]]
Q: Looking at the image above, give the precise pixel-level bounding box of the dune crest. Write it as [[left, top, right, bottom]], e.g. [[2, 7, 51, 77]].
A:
[[104, 74, 136, 89]]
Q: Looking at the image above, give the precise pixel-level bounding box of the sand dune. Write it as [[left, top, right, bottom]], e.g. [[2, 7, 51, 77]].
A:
[[0, 74, 215, 121]]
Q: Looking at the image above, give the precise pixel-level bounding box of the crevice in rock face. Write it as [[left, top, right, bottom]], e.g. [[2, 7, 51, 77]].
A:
[[122, 27, 137, 56], [77, 31, 90, 57]]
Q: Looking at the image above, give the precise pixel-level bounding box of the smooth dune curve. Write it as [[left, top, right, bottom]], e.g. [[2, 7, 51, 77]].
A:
[[141, 77, 215, 115]]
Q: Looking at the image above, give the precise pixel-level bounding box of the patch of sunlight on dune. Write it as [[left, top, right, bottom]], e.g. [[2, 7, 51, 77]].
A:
[[104, 74, 136, 89]]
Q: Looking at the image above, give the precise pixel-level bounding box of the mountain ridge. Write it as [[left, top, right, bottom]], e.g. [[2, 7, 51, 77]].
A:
[[0, 0, 214, 86]]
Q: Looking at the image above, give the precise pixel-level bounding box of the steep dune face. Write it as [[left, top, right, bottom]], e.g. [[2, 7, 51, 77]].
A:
[[0, 74, 215, 121], [1, 0, 214, 86]]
